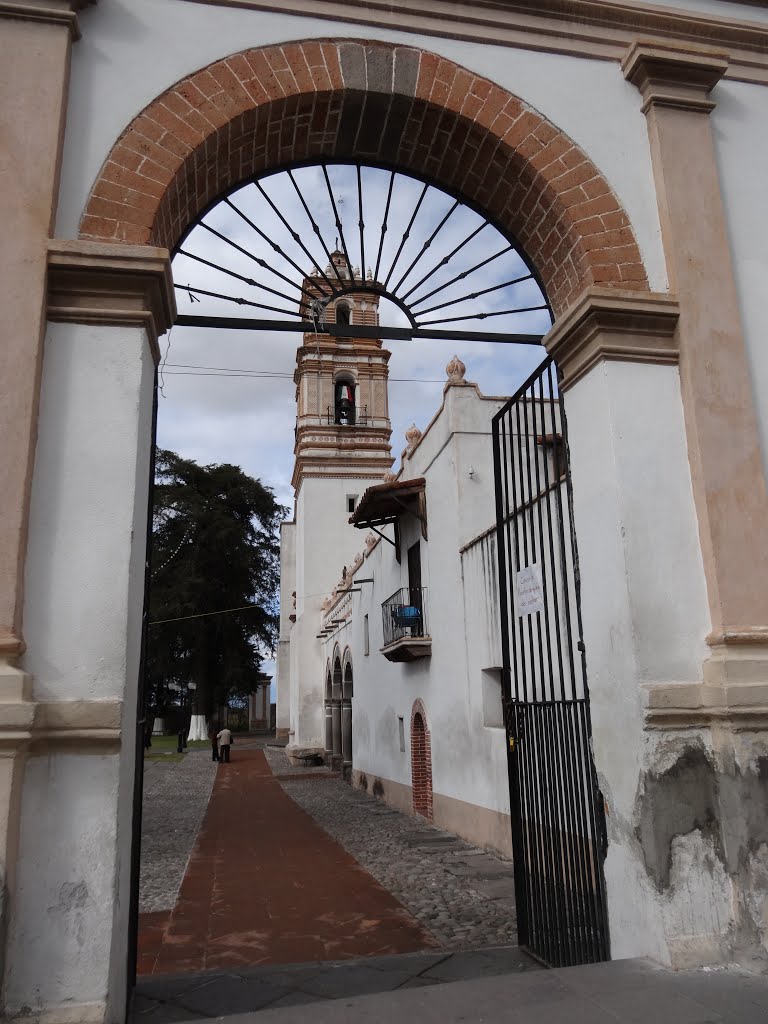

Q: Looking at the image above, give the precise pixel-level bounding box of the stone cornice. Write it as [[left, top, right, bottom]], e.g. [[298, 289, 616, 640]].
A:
[[180, 0, 768, 86], [622, 41, 729, 114], [0, 1, 94, 40], [643, 681, 768, 731], [47, 240, 176, 361], [543, 287, 679, 391], [0, 698, 122, 754]]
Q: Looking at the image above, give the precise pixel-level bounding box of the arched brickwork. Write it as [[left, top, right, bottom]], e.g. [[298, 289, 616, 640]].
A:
[[410, 698, 433, 821], [80, 40, 647, 315]]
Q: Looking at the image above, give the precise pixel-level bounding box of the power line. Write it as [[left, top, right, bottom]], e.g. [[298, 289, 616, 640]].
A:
[[160, 362, 446, 383], [150, 604, 262, 625], [150, 586, 362, 625]]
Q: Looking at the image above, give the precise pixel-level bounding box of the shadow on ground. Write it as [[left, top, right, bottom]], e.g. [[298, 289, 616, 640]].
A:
[[131, 945, 536, 1021]]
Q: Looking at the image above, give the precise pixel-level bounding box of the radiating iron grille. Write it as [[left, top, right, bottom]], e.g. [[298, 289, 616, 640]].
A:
[[492, 355, 610, 967], [382, 587, 428, 647], [172, 162, 552, 345]]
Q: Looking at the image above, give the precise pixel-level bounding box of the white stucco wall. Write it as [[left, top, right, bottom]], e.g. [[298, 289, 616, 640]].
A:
[[565, 359, 712, 963], [317, 383, 514, 840], [13, 322, 155, 1018]]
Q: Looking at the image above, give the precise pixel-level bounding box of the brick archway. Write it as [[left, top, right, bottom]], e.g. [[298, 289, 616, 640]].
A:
[[80, 40, 647, 315], [410, 699, 433, 821]]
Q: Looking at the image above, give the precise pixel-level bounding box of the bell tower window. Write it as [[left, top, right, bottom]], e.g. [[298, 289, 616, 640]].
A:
[[336, 301, 351, 326], [335, 379, 356, 426]]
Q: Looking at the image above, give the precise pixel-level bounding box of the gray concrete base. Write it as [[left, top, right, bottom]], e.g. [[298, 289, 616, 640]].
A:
[[131, 946, 535, 1021], [143, 956, 768, 1024]]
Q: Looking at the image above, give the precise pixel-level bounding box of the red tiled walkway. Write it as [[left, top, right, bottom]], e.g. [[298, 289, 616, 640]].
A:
[[138, 749, 436, 975]]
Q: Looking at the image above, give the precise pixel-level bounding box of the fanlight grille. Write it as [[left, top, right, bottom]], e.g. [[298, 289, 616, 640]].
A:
[[172, 162, 553, 345]]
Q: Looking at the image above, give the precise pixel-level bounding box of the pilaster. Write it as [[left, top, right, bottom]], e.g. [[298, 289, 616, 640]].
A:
[[623, 41, 768, 715]]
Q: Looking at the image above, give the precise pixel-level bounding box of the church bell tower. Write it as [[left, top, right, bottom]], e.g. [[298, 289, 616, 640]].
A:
[[292, 252, 393, 491]]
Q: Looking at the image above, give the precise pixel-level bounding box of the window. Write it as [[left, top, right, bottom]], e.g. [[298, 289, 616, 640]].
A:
[[336, 301, 351, 326], [335, 379, 355, 425], [347, 495, 358, 514], [398, 716, 405, 752], [481, 668, 504, 728], [364, 614, 369, 656]]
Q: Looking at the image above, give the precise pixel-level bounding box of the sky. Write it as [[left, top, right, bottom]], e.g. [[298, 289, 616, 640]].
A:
[[157, 165, 553, 701]]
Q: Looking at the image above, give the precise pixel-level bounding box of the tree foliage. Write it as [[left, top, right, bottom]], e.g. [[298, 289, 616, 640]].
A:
[[146, 449, 286, 718]]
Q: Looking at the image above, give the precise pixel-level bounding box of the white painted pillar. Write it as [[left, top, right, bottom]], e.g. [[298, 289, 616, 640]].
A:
[[2, 242, 173, 1023], [546, 290, 733, 966]]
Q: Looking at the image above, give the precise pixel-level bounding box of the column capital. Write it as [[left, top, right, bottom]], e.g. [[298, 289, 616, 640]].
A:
[[543, 287, 679, 391], [0, 1, 95, 41], [622, 41, 728, 115], [47, 239, 176, 361]]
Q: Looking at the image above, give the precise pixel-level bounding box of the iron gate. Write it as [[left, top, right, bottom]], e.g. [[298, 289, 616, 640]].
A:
[[492, 354, 610, 967]]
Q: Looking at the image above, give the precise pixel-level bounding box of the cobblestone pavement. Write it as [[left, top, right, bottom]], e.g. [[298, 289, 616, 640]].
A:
[[139, 750, 217, 913], [265, 747, 518, 951]]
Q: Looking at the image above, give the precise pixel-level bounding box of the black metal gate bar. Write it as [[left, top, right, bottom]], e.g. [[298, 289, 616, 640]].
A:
[[492, 353, 609, 967]]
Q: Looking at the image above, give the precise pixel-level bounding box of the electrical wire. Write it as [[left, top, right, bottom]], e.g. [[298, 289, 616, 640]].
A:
[[158, 362, 446, 383], [149, 604, 263, 625], [150, 585, 365, 625]]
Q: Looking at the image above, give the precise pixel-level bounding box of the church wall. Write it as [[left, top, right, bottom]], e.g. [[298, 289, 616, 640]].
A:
[[321, 384, 516, 853]]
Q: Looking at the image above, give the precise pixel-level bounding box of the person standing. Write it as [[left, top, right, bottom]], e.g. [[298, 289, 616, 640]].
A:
[[208, 721, 219, 762], [217, 725, 232, 763]]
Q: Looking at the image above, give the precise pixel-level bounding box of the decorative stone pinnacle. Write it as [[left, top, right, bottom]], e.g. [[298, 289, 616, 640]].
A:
[[405, 423, 422, 451], [446, 355, 466, 383]]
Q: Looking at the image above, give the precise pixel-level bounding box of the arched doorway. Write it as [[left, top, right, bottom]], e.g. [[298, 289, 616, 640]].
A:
[[410, 699, 433, 821], [331, 650, 343, 770], [323, 665, 333, 764], [341, 655, 353, 781], [70, 39, 646, 1000], [9, 30, 697, 1022]]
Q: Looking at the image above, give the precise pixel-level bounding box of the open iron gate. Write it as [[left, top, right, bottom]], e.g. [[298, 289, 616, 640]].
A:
[[492, 354, 610, 967]]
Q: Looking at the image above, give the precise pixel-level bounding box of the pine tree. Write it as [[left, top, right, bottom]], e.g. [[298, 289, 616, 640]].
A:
[[146, 449, 286, 723]]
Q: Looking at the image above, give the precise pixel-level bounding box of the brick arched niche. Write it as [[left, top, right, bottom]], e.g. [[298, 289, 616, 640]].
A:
[[80, 40, 647, 314], [410, 699, 433, 821]]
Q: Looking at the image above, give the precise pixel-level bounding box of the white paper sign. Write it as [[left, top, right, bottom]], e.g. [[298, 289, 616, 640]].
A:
[[516, 563, 544, 616]]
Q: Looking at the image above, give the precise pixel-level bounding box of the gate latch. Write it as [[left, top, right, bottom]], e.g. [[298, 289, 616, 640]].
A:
[[502, 697, 520, 752]]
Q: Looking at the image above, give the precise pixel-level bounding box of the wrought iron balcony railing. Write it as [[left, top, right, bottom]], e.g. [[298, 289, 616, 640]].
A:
[[382, 587, 429, 647], [326, 405, 369, 426]]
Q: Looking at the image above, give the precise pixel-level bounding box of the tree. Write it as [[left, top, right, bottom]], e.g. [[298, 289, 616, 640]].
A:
[[146, 449, 286, 725]]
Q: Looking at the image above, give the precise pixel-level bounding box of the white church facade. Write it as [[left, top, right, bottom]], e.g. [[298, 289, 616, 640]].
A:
[[278, 335, 523, 855]]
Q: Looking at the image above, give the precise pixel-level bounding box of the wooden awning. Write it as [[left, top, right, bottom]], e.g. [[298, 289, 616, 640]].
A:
[[349, 477, 427, 535]]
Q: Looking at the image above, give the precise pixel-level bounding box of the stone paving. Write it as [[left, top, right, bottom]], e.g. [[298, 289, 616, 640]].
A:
[[138, 748, 435, 977], [132, 946, 535, 1021], [268, 747, 518, 951], [140, 750, 217, 913]]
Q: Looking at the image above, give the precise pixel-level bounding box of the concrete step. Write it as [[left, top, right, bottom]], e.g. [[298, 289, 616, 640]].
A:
[[161, 957, 768, 1024]]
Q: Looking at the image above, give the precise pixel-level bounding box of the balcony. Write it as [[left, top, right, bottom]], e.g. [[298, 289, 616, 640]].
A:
[[381, 587, 431, 662], [326, 405, 369, 426]]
